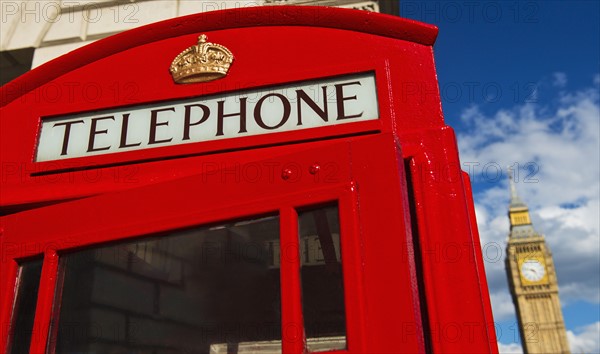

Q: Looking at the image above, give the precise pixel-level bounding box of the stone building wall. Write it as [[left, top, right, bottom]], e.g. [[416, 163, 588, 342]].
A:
[[1, 0, 387, 84]]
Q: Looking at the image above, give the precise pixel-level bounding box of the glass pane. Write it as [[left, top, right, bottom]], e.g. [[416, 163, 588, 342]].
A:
[[9, 258, 43, 354], [50, 216, 281, 353], [298, 205, 347, 352]]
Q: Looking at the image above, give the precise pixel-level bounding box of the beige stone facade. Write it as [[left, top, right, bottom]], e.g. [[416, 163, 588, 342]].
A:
[[1, 0, 390, 84], [505, 175, 570, 353]]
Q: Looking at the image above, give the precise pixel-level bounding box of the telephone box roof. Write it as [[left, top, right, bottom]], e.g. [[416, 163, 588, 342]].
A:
[[1, 6, 438, 107]]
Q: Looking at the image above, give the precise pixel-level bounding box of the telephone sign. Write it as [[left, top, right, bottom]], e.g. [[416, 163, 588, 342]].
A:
[[37, 73, 378, 161]]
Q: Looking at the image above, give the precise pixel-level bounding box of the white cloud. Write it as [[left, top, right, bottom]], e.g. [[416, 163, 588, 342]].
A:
[[537, 198, 600, 304], [489, 291, 516, 321], [457, 75, 600, 307], [553, 72, 568, 88], [497, 342, 523, 354], [455, 74, 600, 349], [568, 322, 600, 354]]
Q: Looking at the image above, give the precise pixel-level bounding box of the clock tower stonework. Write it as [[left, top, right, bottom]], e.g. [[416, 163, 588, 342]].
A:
[[505, 173, 570, 353]]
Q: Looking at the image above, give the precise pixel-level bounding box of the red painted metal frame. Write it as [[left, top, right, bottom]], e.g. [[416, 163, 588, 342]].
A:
[[0, 15, 440, 207], [0, 6, 498, 353], [2, 135, 423, 353], [404, 128, 498, 353]]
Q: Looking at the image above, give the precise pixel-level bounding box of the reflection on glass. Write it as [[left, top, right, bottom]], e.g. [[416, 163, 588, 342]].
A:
[[9, 258, 43, 354], [50, 216, 281, 353], [298, 205, 347, 352]]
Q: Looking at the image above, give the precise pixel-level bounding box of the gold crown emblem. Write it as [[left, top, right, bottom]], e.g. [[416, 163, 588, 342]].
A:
[[170, 34, 234, 84]]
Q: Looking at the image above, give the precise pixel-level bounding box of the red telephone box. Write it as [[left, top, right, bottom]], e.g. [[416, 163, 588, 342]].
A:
[[1, 6, 497, 353]]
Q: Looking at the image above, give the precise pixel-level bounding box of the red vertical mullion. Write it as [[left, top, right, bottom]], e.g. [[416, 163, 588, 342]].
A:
[[339, 186, 367, 352], [29, 249, 59, 354], [462, 172, 498, 351], [279, 206, 305, 354]]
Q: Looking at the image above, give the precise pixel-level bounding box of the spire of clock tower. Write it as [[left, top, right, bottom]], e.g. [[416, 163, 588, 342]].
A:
[[507, 167, 534, 235], [509, 167, 525, 207], [504, 170, 571, 353]]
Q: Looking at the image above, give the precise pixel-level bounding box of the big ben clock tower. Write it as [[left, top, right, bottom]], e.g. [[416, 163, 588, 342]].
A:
[[505, 171, 570, 353]]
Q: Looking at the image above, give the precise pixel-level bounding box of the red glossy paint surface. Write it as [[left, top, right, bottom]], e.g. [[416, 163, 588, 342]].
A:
[[0, 6, 497, 353]]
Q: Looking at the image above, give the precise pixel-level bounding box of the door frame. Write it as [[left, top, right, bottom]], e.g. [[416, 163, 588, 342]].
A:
[[1, 134, 423, 353]]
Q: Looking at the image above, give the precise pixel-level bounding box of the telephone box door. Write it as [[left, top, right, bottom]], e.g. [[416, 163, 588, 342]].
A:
[[1, 134, 424, 354]]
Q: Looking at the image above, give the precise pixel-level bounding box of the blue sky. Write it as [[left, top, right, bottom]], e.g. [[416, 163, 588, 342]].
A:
[[401, 1, 600, 352]]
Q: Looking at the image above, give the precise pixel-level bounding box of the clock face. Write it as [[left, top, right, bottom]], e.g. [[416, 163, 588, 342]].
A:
[[520, 259, 546, 282]]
